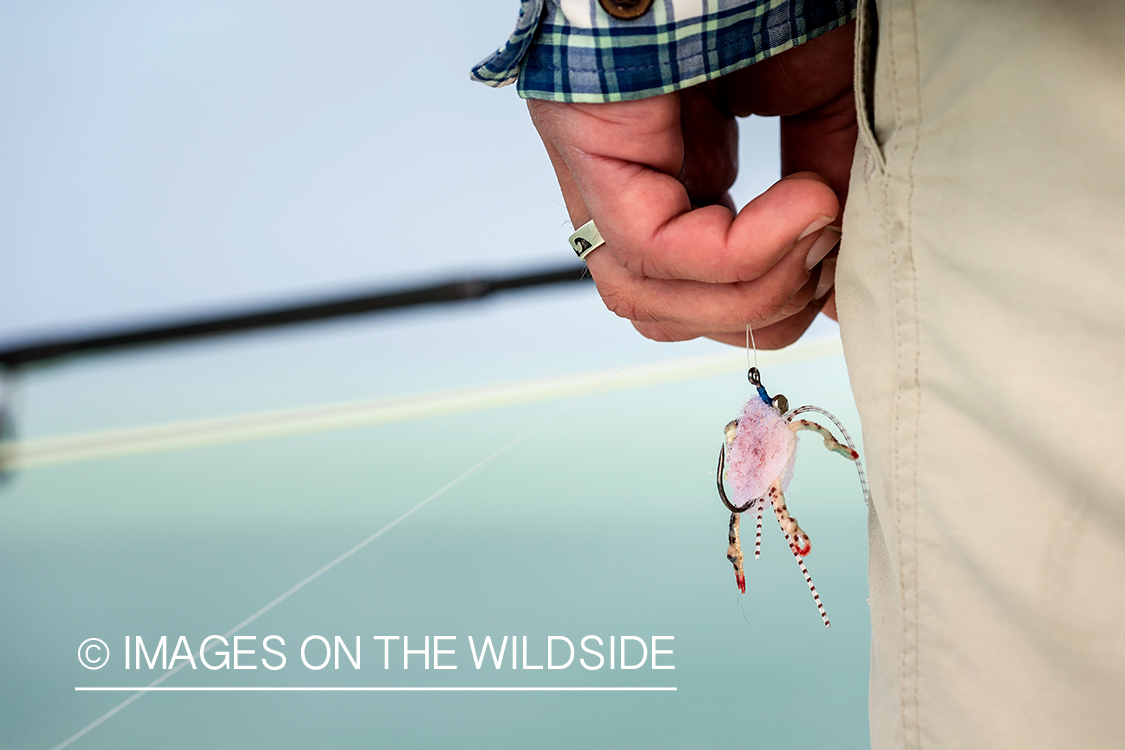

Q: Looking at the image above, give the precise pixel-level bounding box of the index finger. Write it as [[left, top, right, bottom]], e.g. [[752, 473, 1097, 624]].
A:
[[530, 96, 840, 284]]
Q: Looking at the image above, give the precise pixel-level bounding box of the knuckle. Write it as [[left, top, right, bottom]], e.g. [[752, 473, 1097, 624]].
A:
[[596, 278, 664, 323], [732, 287, 781, 321], [615, 246, 667, 282], [738, 278, 804, 319], [598, 286, 642, 322], [632, 321, 693, 343]]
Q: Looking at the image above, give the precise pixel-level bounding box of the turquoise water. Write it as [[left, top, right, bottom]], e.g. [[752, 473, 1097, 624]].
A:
[[0, 312, 870, 749]]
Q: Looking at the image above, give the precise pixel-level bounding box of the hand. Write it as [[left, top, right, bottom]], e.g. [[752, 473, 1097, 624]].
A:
[[527, 21, 857, 349]]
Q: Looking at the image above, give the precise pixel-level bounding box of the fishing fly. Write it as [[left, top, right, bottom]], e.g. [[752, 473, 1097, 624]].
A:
[[716, 328, 870, 627]]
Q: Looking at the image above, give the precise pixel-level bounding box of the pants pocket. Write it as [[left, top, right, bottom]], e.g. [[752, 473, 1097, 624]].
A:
[[854, 0, 887, 175]]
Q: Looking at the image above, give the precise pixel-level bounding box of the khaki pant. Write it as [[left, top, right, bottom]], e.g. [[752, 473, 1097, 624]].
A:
[[837, 0, 1125, 747]]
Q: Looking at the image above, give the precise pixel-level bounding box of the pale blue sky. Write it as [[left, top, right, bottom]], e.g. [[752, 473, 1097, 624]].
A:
[[0, 1, 785, 343]]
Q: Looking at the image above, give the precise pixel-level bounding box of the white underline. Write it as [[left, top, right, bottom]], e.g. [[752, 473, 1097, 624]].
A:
[[75, 686, 676, 692]]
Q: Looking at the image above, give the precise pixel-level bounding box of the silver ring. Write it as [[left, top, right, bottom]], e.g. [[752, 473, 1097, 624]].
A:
[[568, 220, 605, 261]]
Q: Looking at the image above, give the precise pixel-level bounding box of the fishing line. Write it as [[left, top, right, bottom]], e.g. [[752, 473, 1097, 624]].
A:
[[49, 344, 660, 750], [744, 323, 758, 372]]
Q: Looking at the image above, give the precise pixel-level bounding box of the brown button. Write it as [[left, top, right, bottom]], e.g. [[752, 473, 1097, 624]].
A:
[[598, 0, 654, 21]]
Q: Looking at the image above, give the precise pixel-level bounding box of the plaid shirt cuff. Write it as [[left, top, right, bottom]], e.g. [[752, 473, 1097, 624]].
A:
[[470, 0, 856, 103]]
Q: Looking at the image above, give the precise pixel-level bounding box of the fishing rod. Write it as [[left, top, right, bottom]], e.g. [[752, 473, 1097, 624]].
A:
[[0, 264, 591, 371]]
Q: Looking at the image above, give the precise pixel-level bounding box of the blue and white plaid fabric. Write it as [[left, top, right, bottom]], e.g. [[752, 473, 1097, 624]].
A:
[[471, 0, 856, 102]]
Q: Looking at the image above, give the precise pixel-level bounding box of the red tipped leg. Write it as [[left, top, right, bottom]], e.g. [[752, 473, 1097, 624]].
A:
[[726, 512, 746, 594], [783, 531, 831, 628]]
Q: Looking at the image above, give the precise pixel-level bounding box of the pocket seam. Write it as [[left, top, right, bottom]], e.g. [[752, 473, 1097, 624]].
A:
[[854, 0, 887, 175]]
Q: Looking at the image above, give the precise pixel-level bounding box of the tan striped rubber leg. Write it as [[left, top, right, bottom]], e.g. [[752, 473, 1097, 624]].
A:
[[726, 512, 746, 593], [790, 419, 860, 461], [769, 481, 811, 556]]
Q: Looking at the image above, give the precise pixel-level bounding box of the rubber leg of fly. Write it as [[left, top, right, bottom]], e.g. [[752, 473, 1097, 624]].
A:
[[769, 480, 811, 556], [754, 512, 763, 559], [783, 530, 831, 628], [726, 512, 745, 594], [790, 419, 859, 461], [786, 405, 871, 509]]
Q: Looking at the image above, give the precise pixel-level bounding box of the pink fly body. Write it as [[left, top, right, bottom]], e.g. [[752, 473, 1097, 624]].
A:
[[716, 369, 870, 628], [725, 396, 796, 505]]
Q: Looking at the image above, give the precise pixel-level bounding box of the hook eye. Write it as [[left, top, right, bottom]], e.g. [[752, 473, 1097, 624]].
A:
[[747, 367, 761, 385]]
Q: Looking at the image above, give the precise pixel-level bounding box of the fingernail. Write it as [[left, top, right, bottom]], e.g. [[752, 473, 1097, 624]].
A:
[[814, 256, 837, 300], [805, 228, 841, 270], [798, 214, 836, 241]]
